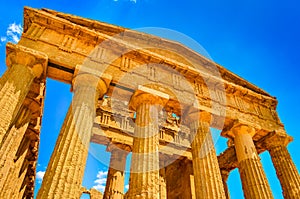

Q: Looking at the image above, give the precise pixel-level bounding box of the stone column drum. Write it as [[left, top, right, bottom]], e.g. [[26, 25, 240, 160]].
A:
[[265, 133, 300, 199], [103, 144, 129, 199], [0, 43, 47, 145], [188, 110, 226, 199], [221, 170, 231, 199], [37, 72, 110, 199], [231, 124, 273, 199], [126, 87, 168, 199]]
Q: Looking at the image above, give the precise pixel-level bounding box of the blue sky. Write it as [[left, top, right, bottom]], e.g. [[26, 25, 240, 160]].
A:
[[0, 1, 299, 198]]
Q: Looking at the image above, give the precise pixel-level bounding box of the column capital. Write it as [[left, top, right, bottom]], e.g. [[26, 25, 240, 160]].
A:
[[72, 65, 112, 98], [129, 85, 169, 111], [261, 130, 293, 150], [106, 142, 131, 153], [222, 119, 260, 138], [6, 43, 48, 80], [183, 106, 212, 126]]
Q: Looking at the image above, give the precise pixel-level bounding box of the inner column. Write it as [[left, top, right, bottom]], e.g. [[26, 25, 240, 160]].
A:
[[188, 110, 226, 199], [103, 143, 129, 199], [126, 86, 168, 199]]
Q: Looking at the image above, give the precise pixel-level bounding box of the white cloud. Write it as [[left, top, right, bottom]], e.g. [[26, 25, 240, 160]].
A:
[[125, 184, 129, 190], [93, 170, 108, 193], [0, 37, 6, 42], [1, 22, 23, 44], [36, 170, 45, 184]]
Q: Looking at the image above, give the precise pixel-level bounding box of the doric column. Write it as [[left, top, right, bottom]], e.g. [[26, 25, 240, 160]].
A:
[[0, 43, 47, 143], [230, 123, 273, 199], [0, 96, 41, 191], [103, 143, 129, 199], [159, 155, 167, 199], [37, 70, 111, 199], [126, 86, 168, 199], [0, 107, 30, 189], [221, 170, 230, 199], [264, 132, 300, 199], [188, 110, 226, 199]]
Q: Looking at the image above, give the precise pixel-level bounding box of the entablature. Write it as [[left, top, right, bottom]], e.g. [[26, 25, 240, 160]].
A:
[[17, 7, 283, 135]]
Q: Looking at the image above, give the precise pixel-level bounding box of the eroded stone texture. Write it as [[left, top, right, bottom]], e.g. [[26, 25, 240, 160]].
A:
[[264, 134, 300, 199], [37, 73, 109, 199], [221, 170, 231, 199], [231, 124, 273, 199], [188, 110, 226, 199], [103, 144, 129, 199], [166, 158, 195, 199], [126, 88, 168, 199], [0, 43, 47, 145], [159, 167, 167, 199], [0, 7, 299, 199]]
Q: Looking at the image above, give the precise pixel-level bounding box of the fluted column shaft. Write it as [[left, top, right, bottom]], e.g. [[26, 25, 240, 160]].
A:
[[0, 106, 31, 189], [269, 145, 300, 198], [221, 170, 230, 199], [103, 148, 128, 199], [0, 64, 40, 143], [0, 124, 30, 198], [127, 103, 160, 199], [37, 73, 108, 199], [232, 125, 273, 199], [0, 43, 47, 144], [190, 120, 226, 199], [159, 167, 167, 199]]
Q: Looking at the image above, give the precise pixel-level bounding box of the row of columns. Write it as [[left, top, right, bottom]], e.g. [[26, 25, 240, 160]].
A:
[[0, 44, 299, 199]]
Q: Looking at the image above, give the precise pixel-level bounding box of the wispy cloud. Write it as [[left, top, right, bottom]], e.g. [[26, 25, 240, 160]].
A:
[[113, 0, 137, 3], [93, 170, 108, 193], [36, 170, 46, 184], [1, 22, 23, 44]]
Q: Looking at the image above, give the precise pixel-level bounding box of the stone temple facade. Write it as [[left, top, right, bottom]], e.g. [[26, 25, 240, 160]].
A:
[[0, 7, 299, 199]]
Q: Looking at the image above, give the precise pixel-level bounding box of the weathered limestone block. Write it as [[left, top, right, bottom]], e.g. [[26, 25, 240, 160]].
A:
[[0, 43, 47, 144], [264, 133, 300, 199], [90, 188, 104, 199], [37, 72, 110, 199], [220, 170, 231, 199], [103, 144, 129, 199], [159, 167, 167, 199], [165, 158, 194, 199], [0, 96, 41, 188], [126, 86, 168, 199], [188, 110, 226, 199], [0, 124, 30, 198], [231, 123, 273, 199]]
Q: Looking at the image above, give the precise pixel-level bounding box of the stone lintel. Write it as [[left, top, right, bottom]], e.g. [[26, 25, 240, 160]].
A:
[[6, 43, 48, 80], [129, 85, 169, 111], [21, 7, 280, 116], [74, 64, 112, 86]]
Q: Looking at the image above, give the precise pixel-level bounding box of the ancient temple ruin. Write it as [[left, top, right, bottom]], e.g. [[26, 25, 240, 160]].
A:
[[0, 7, 299, 199]]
